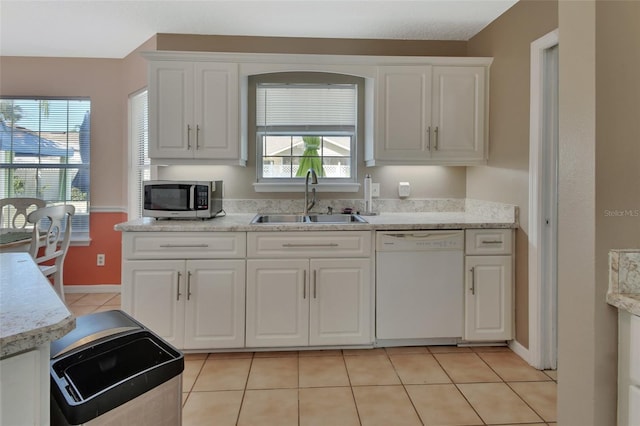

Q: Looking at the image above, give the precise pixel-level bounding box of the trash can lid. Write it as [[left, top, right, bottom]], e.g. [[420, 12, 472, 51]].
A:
[[50, 310, 142, 359]]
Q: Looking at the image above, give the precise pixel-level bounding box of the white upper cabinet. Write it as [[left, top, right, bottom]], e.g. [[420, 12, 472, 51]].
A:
[[148, 59, 244, 165], [370, 64, 487, 166]]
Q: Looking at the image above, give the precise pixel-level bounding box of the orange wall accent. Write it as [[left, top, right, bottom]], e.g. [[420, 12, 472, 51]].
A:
[[64, 212, 127, 286]]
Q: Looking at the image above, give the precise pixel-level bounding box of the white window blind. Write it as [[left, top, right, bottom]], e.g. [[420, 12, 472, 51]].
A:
[[128, 90, 149, 219], [0, 97, 90, 238]]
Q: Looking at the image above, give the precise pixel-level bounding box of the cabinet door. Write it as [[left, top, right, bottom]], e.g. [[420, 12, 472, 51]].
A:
[[376, 66, 432, 162], [431, 66, 485, 162], [148, 61, 194, 159], [309, 258, 372, 346], [630, 385, 640, 426], [122, 260, 185, 347], [246, 259, 309, 347], [464, 256, 513, 341], [193, 63, 239, 160], [184, 260, 246, 349]]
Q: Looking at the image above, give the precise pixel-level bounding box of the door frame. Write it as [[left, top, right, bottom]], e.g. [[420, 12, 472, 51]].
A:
[[528, 29, 559, 370]]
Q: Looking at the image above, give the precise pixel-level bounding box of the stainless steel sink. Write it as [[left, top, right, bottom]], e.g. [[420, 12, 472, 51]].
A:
[[250, 214, 367, 224]]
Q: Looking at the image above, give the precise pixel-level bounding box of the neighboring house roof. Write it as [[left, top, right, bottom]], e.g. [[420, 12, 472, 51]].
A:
[[0, 120, 74, 157]]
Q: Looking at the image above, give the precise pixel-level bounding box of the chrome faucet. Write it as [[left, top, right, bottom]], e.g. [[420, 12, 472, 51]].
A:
[[304, 168, 318, 215]]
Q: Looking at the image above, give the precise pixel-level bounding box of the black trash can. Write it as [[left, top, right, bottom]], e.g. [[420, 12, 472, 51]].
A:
[[49, 310, 184, 426]]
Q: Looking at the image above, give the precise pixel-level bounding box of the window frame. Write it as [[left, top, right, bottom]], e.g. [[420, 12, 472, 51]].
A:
[[0, 96, 91, 241], [127, 88, 153, 220], [249, 72, 364, 193]]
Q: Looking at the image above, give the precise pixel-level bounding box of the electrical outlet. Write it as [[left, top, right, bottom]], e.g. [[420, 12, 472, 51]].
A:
[[97, 254, 105, 266], [371, 183, 380, 197]]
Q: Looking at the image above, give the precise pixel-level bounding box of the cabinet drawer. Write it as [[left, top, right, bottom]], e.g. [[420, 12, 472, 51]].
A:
[[631, 314, 640, 384], [247, 231, 372, 258], [123, 232, 246, 259], [465, 229, 513, 255]]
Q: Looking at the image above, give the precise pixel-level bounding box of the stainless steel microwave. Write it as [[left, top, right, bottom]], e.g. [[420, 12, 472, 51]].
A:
[[143, 180, 223, 219]]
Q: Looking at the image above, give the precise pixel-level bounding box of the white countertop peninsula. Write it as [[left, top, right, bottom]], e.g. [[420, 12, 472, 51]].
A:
[[0, 252, 75, 426]]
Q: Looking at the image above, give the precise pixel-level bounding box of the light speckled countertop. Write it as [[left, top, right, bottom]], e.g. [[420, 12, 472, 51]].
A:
[[0, 253, 75, 359], [114, 211, 518, 233], [607, 249, 640, 316]]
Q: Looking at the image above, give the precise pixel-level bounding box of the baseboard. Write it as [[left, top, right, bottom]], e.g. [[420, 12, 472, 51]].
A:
[[509, 339, 533, 366], [64, 284, 121, 294]]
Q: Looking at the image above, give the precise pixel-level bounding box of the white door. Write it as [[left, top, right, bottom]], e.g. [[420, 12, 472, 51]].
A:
[[464, 256, 513, 341], [184, 260, 245, 349], [148, 61, 194, 159], [246, 259, 309, 347], [431, 66, 485, 161], [309, 258, 372, 346], [193, 63, 239, 159], [376, 66, 432, 161], [122, 259, 185, 347]]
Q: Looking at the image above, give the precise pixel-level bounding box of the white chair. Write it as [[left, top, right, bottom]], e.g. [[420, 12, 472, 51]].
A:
[[27, 205, 75, 302], [0, 197, 46, 229]]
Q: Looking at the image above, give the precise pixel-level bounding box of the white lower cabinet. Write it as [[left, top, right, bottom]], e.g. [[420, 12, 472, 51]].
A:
[[618, 311, 640, 426], [464, 229, 514, 341], [246, 257, 372, 347], [122, 259, 245, 349]]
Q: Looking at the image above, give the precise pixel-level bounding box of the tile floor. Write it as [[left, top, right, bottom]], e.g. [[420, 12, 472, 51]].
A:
[[66, 293, 558, 426]]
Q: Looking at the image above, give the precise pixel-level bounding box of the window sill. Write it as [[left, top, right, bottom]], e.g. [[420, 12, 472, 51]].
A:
[[253, 182, 361, 193], [70, 233, 91, 246]]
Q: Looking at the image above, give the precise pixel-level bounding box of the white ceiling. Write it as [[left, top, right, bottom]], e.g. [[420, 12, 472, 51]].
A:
[[0, 0, 518, 59]]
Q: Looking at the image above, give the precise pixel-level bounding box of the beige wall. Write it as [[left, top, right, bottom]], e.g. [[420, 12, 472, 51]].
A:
[[557, 0, 640, 424], [466, 0, 559, 348]]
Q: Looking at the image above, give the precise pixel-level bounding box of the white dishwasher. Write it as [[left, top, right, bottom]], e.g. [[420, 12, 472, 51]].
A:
[[376, 230, 464, 343]]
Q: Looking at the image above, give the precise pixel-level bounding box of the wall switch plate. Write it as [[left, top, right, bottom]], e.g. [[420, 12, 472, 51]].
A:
[[398, 182, 410, 198], [371, 183, 380, 197]]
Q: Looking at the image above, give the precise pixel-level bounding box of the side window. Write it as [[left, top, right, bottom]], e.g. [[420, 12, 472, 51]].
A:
[[128, 89, 150, 219], [252, 72, 362, 184], [0, 97, 90, 239]]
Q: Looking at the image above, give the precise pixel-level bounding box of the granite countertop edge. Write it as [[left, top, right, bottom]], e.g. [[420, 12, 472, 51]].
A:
[[1, 315, 76, 359], [606, 293, 640, 317]]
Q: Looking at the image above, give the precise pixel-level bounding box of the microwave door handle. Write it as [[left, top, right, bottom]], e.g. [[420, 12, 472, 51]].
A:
[[189, 185, 195, 210]]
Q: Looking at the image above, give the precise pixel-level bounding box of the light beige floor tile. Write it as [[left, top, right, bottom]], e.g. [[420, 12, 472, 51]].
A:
[[184, 353, 209, 361], [458, 382, 543, 425], [208, 352, 254, 359], [182, 392, 188, 407], [193, 358, 252, 391], [92, 305, 118, 313], [544, 369, 558, 380], [389, 354, 451, 385], [71, 292, 118, 306], [428, 346, 473, 353], [182, 359, 206, 392], [299, 387, 359, 426], [433, 353, 501, 383], [63, 292, 87, 303], [299, 349, 342, 357], [344, 355, 401, 386], [343, 348, 387, 356], [299, 355, 350, 388], [405, 384, 483, 425], [509, 381, 557, 422], [182, 390, 243, 426], [246, 357, 298, 389], [385, 346, 429, 355], [254, 350, 298, 358], [237, 389, 298, 426], [478, 352, 551, 382], [68, 305, 97, 316], [352, 385, 421, 426], [103, 293, 121, 307]]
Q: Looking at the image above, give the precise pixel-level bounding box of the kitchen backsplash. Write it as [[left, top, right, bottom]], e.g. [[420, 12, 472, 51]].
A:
[[222, 198, 518, 223]]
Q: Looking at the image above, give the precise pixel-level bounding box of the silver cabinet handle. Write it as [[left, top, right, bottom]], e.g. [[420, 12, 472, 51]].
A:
[[469, 267, 475, 295], [303, 269, 307, 299], [282, 243, 339, 248], [176, 271, 182, 300], [426, 126, 431, 151], [187, 125, 192, 150], [196, 125, 200, 150], [481, 240, 503, 245], [434, 126, 439, 150], [159, 244, 209, 248], [313, 270, 317, 299], [187, 271, 192, 300]]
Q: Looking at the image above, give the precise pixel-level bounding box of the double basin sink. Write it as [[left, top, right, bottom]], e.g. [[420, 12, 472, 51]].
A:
[[251, 213, 367, 225]]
